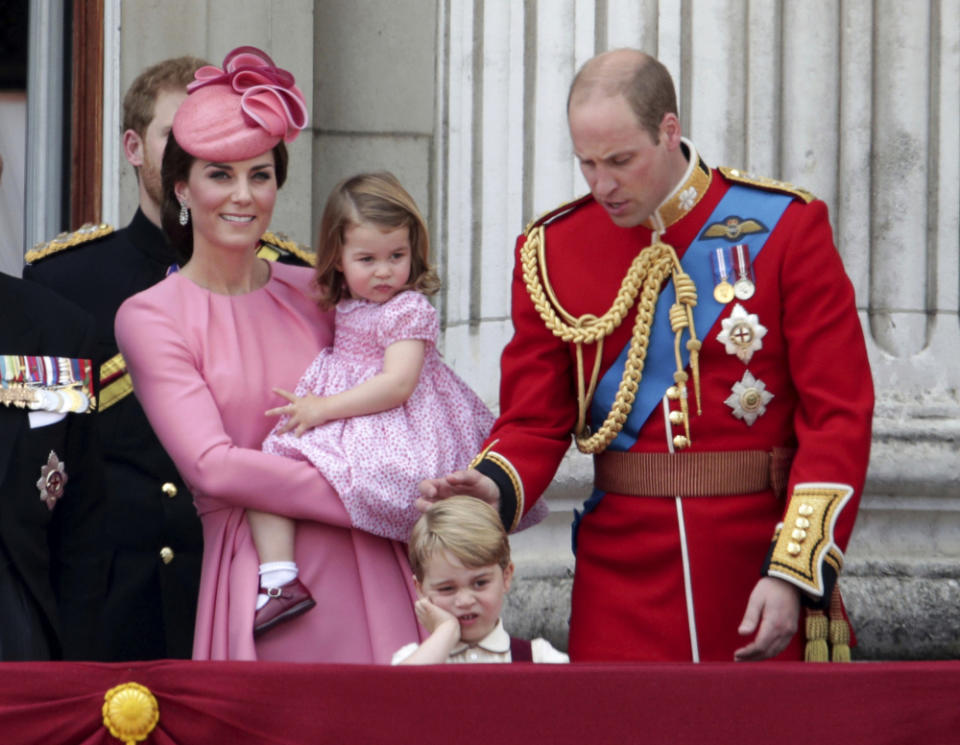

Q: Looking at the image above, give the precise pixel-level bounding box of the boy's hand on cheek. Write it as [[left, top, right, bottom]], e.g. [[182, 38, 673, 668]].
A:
[[401, 597, 463, 664], [414, 597, 459, 635]]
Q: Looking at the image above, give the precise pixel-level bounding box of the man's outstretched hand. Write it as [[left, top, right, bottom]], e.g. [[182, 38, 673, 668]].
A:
[[417, 470, 499, 513]]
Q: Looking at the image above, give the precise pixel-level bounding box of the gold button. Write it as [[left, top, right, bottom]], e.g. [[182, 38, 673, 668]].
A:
[[798, 503, 814, 516], [795, 517, 810, 529], [673, 435, 689, 449], [666, 386, 681, 400], [787, 542, 802, 556], [161, 482, 178, 498], [668, 410, 684, 425], [791, 528, 807, 541], [160, 547, 174, 565]]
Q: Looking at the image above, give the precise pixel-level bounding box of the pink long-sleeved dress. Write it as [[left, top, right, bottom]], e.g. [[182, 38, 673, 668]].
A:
[[115, 262, 422, 662]]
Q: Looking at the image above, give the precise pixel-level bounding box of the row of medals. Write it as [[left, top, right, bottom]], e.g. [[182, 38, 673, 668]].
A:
[[0, 383, 92, 413], [712, 243, 755, 303]]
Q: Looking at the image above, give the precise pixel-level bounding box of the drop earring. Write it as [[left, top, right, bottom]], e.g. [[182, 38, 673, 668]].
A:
[[178, 201, 190, 226]]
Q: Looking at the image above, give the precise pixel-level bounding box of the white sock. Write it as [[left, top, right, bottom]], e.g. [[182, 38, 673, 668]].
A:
[[256, 561, 298, 611]]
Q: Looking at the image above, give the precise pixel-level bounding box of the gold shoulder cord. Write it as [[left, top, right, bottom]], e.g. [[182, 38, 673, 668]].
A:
[[521, 226, 702, 454]]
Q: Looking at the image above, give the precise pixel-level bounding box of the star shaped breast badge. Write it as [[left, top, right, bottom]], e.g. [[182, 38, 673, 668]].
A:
[[716, 303, 767, 364], [725, 371, 773, 426], [36, 450, 68, 510]]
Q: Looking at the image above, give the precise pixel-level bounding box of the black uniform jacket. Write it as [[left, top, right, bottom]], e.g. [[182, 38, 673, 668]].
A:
[[24, 210, 315, 660], [0, 273, 106, 659], [24, 210, 202, 660]]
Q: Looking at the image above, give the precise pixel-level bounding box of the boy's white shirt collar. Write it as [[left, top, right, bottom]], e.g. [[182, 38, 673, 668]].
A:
[[448, 618, 510, 656]]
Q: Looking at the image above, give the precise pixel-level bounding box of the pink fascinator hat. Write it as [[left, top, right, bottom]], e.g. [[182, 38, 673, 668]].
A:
[[172, 45, 308, 161]]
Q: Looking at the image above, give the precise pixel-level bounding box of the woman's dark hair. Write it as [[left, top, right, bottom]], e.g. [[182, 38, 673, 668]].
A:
[[160, 133, 289, 263]]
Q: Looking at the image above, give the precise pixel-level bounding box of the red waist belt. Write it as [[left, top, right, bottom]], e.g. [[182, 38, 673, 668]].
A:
[[593, 448, 795, 499]]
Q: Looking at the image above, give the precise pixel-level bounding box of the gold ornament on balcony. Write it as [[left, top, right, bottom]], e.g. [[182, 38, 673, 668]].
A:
[[102, 682, 159, 744]]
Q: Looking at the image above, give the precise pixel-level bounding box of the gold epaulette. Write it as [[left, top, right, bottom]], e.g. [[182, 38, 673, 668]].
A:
[[523, 193, 594, 236], [719, 166, 816, 204], [257, 231, 316, 266], [25, 223, 115, 264]]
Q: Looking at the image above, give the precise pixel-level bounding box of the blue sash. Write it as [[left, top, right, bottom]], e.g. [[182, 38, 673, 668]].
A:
[[590, 185, 792, 451]]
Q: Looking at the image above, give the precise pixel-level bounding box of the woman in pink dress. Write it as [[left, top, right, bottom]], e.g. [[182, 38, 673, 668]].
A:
[[114, 47, 422, 662]]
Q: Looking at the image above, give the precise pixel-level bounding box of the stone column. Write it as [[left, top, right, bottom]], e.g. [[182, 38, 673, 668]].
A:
[[845, 0, 960, 659]]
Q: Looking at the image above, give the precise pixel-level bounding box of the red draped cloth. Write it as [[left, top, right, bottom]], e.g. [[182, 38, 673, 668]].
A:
[[0, 661, 957, 744]]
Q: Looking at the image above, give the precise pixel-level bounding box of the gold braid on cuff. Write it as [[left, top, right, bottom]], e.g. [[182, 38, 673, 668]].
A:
[[767, 483, 854, 597]]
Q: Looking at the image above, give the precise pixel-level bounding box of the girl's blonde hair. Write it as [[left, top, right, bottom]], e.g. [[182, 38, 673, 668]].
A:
[[314, 171, 440, 309], [408, 496, 511, 582]]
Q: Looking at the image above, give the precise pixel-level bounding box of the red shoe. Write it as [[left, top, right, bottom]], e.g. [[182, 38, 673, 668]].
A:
[[254, 577, 316, 637]]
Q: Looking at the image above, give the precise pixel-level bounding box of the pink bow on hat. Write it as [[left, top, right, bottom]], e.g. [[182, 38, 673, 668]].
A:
[[189, 46, 308, 143], [173, 45, 308, 162]]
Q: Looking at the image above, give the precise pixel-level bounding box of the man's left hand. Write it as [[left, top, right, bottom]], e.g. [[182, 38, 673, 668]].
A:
[[733, 576, 801, 661], [416, 469, 499, 513]]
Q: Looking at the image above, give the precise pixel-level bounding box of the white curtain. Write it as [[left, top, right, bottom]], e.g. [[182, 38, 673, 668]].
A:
[[0, 93, 26, 277]]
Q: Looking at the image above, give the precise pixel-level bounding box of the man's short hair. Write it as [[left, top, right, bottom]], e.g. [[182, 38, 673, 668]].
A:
[[568, 50, 678, 142], [122, 55, 208, 136], [408, 497, 512, 582]]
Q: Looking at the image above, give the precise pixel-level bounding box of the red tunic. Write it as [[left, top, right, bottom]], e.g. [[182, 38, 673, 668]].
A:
[[475, 150, 873, 661]]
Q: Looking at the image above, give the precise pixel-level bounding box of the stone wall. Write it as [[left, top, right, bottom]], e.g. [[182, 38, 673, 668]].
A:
[[114, 0, 317, 245]]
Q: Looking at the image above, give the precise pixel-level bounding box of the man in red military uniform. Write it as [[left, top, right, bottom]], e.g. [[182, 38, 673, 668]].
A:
[[420, 49, 873, 662]]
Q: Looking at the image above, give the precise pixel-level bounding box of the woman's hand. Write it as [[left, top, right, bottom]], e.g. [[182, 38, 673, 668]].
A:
[[265, 388, 328, 437]]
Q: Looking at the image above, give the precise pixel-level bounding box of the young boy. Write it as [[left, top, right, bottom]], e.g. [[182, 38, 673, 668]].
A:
[[392, 496, 568, 664]]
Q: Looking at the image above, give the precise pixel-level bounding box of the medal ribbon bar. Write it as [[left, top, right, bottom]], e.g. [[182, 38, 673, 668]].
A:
[[0, 354, 96, 413]]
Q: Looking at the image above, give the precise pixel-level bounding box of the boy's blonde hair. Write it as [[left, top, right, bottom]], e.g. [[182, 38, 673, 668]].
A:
[[314, 171, 441, 309], [408, 497, 511, 582]]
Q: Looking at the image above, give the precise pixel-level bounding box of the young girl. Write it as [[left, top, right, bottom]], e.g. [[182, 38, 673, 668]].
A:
[[251, 172, 529, 636]]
